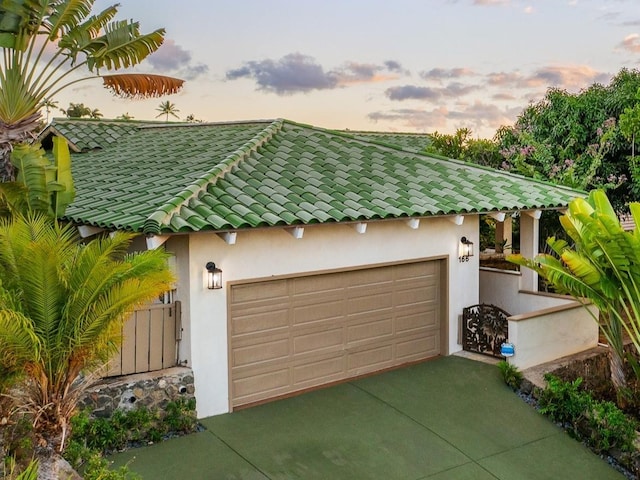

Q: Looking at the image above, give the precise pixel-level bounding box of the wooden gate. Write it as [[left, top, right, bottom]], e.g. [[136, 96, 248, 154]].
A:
[[462, 304, 510, 358], [106, 301, 182, 377]]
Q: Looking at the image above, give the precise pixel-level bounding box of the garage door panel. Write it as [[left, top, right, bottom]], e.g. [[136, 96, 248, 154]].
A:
[[292, 274, 345, 295], [396, 334, 439, 360], [291, 299, 345, 325], [292, 357, 345, 385], [347, 344, 394, 373], [395, 261, 437, 279], [396, 285, 438, 307], [232, 337, 290, 368], [292, 327, 344, 355], [233, 367, 290, 401], [396, 309, 438, 333], [231, 309, 290, 336], [347, 291, 393, 315], [347, 318, 393, 344], [231, 280, 289, 303], [345, 267, 392, 287], [229, 260, 443, 408]]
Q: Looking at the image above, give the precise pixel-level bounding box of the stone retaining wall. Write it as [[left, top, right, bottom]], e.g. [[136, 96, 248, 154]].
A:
[[79, 367, 195, 417]]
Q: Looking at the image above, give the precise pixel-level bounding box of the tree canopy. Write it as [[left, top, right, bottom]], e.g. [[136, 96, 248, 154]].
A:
[[496, 68, 640, 211]]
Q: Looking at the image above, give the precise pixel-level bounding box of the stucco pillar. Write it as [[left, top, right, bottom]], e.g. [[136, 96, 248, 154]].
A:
[[519, 211, 540, 292], [495, 216, 512, 254]]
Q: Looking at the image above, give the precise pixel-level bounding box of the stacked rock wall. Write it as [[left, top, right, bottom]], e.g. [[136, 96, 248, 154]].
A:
[[79, 367, 195, 417]]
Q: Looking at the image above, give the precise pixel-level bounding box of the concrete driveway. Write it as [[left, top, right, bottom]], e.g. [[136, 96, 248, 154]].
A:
[[110, 356, 625, 479]]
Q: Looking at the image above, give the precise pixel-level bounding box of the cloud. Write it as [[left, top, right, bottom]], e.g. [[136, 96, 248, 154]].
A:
[[486, 71, 524, 86], [620, 20, 640, 26], [385, 86, 440, 101], [226, 53, 403, 95], [226, 53, 337, 94], [331, 61, 400, 85], [473, 0, 510, 5], [492, 92, 516, 100], [486, 65, 609, 90], [619, 33, 640, 53], [524, 6, 534, 14], [369, 108, 450, 130], [443, 82, 479, 96], [385, 82, 478, 101], [147, 39, 208, 80], [524, 65, 609, 89], [369, 102, 522, 132], [420, 68, 476, 81], [384, 60, 409, 74]]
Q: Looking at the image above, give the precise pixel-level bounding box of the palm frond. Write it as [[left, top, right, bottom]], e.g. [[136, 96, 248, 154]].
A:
[[45, 0, 94, 39], [102, 73, 184, 99], [560, 250, 601, 286], [589, 189, 617, 221], [57, 5, 119, 63], [86, 20, 165, 71], [10, 143, 53, 215]]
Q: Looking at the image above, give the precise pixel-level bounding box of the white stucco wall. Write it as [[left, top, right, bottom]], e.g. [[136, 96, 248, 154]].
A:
[[479, 268, 575, 315], [508, 303, 599, 370], [179, 216, 479, 418]]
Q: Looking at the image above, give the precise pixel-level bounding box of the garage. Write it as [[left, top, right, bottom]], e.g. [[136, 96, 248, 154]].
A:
[[228, 260, 445, 408]]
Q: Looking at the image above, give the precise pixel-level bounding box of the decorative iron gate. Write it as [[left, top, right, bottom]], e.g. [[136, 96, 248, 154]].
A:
[[462, 304, 510, 358]]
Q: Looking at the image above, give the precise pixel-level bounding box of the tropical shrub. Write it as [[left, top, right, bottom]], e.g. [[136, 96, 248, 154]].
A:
[[65, 400, 198, 468], [497, 360, 524, 390], [537, 375, 637, 454], [0, 213, 175, 475]]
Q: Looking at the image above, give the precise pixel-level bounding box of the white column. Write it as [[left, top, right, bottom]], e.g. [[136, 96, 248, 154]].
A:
[[495, 216, 513, 254], [520, 211, 540, 291]]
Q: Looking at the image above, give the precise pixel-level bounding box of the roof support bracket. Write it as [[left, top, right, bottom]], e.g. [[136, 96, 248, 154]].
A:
[[352, 222, 367, 234], [77, 225, 104, 238], [449, 215, 464, 226], [523, 209, 542, 220], [406, 218, 420, 229], [489, 211, 506, 223], [217, 232, 237, 245], [286, 226, 304, 239], [146, 234, 169, 250]]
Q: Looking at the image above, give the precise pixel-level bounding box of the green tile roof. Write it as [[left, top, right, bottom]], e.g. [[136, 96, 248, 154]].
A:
[[44, 118, 583, 235], [42, 118, 163, 151], [347, 131, 431, 152]]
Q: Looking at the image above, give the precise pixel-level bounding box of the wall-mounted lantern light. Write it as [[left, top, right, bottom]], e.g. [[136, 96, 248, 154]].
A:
[[206, 262, 223, 289], [459, 237, 474, 262]]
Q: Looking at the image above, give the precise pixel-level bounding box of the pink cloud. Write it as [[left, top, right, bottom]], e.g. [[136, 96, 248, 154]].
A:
[[619, 34, 640, 53]]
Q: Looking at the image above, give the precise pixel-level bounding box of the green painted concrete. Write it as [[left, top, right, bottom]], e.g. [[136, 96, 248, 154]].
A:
[[109, 356, 625, 479]]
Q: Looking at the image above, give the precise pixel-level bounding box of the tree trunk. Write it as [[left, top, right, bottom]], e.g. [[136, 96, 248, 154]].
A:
[[609, 348, 628, 408], [0, 112, 43, 181]]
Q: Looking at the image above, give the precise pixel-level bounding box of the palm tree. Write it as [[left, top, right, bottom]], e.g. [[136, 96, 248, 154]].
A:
[[61, 103, 92, 118], [0, 1, 184, 181], [0, 213, 175, 478], [116, 112, 135, 121], [156, 101, 180, 122], [89, 108, 103, 119], [40, 99, 58, 124], [509, 190, 640, 406], [186, 114, 203, 123]]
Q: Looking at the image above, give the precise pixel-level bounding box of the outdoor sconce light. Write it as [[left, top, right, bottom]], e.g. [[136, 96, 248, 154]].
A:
[[206, 262, 223, 289], [459, 237, 474, 263]]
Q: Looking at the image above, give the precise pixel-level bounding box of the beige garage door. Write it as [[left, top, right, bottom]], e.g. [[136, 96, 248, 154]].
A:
[[229, 260, 443, 408]]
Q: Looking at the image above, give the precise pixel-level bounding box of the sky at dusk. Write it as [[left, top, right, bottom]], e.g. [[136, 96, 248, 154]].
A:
[[52, 0, 640, 138]]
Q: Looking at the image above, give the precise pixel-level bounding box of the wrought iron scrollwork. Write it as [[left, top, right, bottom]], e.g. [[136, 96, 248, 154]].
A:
[[462, 304, 510, 358]]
